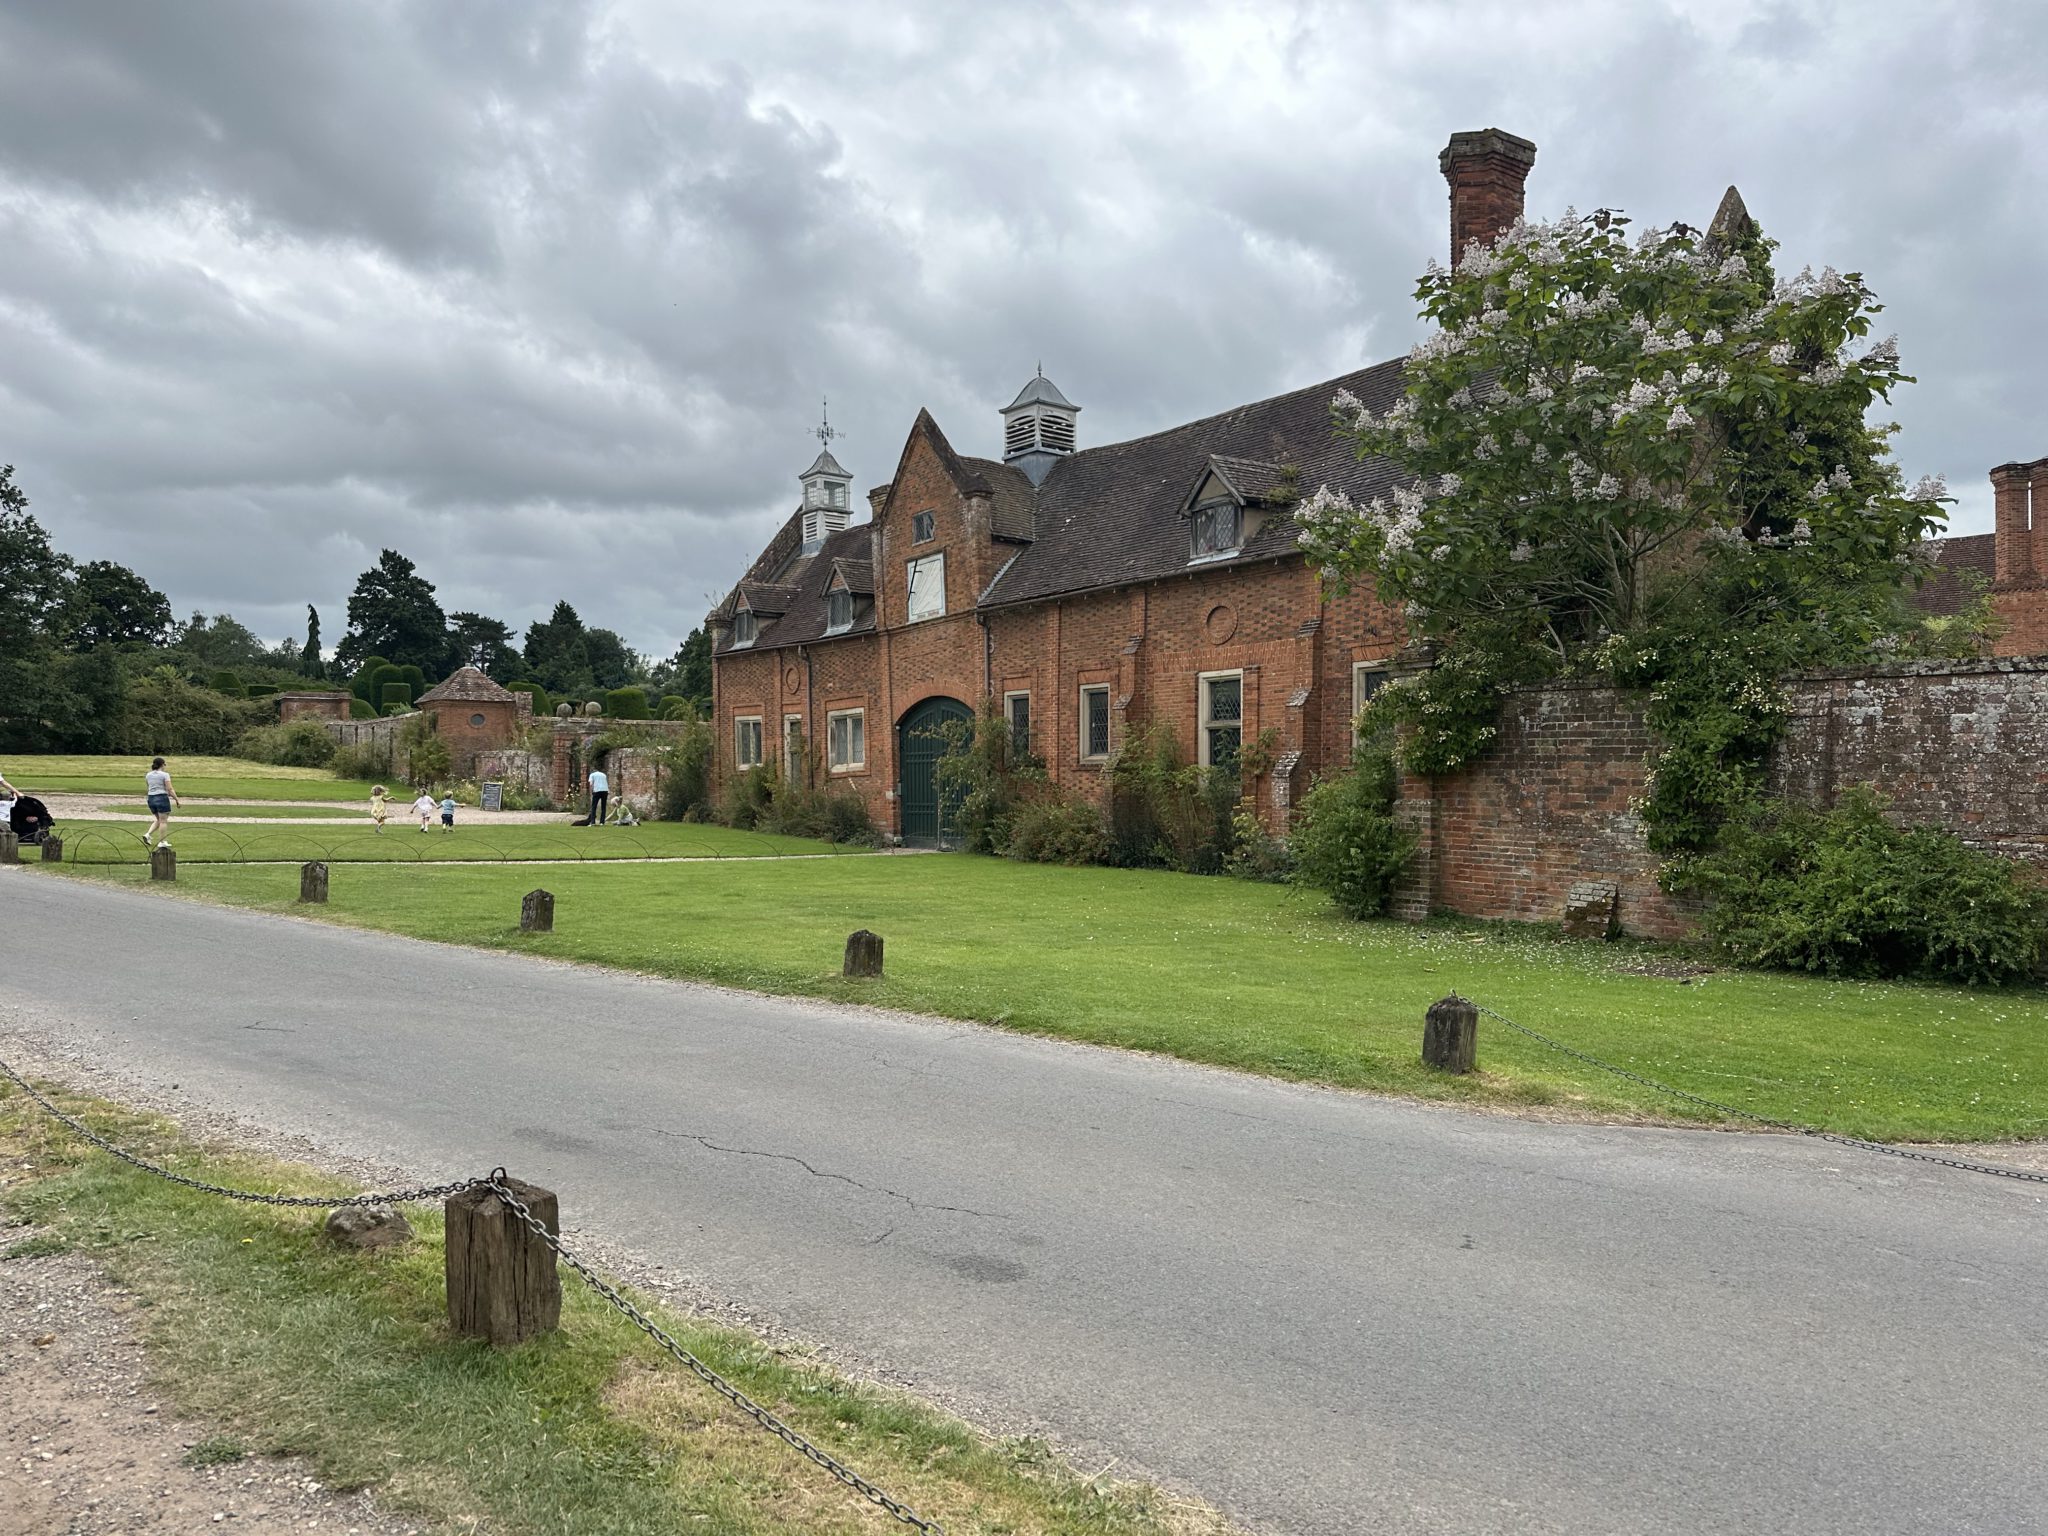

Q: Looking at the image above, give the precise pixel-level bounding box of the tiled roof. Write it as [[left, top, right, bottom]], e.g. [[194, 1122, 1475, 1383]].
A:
[[737, 581, 801, 615], [417, 666, 518, 704], [714, 522, 877, 653], [982, 358, 1409, 607], [831, 558, 874, 595], [1911, 533, 1995, 618], [958, 456, 1038, 541]]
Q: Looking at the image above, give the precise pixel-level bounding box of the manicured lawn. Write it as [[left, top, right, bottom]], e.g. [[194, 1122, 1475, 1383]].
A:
[[57, 820, 866, 864], [7, 753, 376, 802], [95, 802, 370, 820], [0, 1080, 1217, 1536], [49, 853, 2048, 1143]]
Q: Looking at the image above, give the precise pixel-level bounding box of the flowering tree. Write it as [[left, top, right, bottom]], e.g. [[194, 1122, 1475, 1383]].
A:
[[1295, 205, 1949, 846]]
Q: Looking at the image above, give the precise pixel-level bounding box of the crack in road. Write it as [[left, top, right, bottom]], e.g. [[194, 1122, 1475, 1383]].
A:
[[650, 1129, 1010, 1221]]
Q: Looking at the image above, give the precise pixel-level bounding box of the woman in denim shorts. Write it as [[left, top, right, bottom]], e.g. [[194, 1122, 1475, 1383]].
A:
[[144, 757, 180, 850]]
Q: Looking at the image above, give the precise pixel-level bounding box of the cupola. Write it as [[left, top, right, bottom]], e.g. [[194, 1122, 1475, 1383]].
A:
[[799, 399, 854, 552], [1000, 368, 1079, 486]]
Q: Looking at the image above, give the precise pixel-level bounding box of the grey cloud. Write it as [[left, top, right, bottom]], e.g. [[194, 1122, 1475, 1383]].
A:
[[1, 0, 2042, 656]]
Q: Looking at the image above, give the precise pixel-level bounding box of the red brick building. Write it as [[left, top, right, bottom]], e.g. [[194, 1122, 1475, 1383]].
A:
[[710, 127, 2043, 846], [416, 666, 533, 777], [276, 691, 352, 724]]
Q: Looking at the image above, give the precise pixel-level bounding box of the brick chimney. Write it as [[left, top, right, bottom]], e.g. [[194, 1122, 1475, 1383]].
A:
[[1992, 461, 2034, 585], [1440, 128, 1538, 265]]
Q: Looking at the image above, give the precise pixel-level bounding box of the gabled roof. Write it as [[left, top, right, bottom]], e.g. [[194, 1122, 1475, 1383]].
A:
[[713, 523, 878, 654], [737, 581, 800, 615], [981, 358, 1409, 607], [1911, 533, 1996, 618], [1203, 454, 1288, 504], [959, 456, 1038, 541], [417, 666, 518, 705]]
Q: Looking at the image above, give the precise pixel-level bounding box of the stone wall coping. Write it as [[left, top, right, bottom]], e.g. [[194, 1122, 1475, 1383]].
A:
[[1490, 656, 2048, 701]]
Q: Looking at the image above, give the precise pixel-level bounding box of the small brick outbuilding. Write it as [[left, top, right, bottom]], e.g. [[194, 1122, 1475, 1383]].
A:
[[416, 666, 532, 776], [276, 691, 353, 724]]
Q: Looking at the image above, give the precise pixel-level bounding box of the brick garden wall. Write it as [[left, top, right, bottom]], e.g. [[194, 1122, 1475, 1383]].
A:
[[1400, 659, 2048, 936]]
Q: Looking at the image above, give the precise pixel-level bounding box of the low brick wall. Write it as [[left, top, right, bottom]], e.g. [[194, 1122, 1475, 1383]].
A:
[[1397, 659, 2048, 937]]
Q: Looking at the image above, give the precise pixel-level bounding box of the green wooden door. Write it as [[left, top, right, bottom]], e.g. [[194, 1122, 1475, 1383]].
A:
[[898, 696, 971, 846]]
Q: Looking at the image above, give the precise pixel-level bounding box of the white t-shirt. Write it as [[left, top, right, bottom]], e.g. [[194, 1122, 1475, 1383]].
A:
[[588, 770, 609, 793], [412, 795, 438, 817]]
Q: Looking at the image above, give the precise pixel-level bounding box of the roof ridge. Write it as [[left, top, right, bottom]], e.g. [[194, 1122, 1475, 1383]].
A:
[[1054, 357, 1404, 465]]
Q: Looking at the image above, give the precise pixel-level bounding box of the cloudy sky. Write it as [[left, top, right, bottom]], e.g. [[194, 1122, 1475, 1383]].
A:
[[2, 1, 2041, 659]]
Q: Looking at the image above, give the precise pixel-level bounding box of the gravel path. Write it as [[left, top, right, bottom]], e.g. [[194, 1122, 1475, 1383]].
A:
[[0, 1243, 420, 1534], [39, 793, 574, 827]]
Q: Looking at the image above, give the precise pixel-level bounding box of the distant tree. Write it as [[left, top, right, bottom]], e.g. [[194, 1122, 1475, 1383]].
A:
[[664, 626, 713, 717], [447, 610, 524, 682], [68, 560, 172, 651], [300, 605, 324, 677], [583, 626, 639, 691], [174, 611, 272, 672], [0, 465, 73, 659], [522, 600, 595, 695], [336, 550, 450, 675]]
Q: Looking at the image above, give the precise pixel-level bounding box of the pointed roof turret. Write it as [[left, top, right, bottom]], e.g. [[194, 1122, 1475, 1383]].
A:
[[1005, 370, 1077, 413], [801, 445, 851, 481], [1000, 367, 1080, 486]]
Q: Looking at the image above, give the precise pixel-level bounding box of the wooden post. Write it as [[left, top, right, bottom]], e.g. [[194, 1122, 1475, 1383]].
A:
[[843, 929, 884, 977], [1423, 994, 1478, 1074], [520, 889, 554, 933], [150, 845, 176, 881], [444, 1176, 561, 1347], [299, 861, 329, 904], [39, 835, 62, 864], [0, 830, 17, 865]]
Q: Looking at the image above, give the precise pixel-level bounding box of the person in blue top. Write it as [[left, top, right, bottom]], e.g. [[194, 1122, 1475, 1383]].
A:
[[439, 793, 457, 832], [143, 757, 179, 851]]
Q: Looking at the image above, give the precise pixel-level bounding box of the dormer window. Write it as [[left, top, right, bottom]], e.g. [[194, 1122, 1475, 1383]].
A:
[[912, 510, 936, 543], [733, 609, 758, 647], [1190, 501, 1242, 560], [827, 590, 853, 633]]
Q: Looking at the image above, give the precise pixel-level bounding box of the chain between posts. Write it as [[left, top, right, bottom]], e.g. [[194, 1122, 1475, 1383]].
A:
[[0, 1056, 483, 1207], [482, 1172, 946, 1534], [1469, 1002, 2048, 1186]]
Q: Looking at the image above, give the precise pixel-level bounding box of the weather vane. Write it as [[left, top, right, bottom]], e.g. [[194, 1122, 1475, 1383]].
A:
[[814, 397, 841, 448]]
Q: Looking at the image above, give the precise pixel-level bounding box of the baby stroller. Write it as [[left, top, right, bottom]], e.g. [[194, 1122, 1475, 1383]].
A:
[[9, 795, 54, 844]]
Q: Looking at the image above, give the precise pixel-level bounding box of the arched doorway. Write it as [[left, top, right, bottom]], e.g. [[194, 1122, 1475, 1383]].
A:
[[898, 696, 972, 846]]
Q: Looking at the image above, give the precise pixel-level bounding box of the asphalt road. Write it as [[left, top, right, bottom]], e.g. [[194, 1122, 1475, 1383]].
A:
[[2, 873, 2044, 1535]]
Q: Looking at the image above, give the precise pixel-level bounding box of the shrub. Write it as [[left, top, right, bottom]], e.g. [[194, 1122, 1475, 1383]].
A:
[[659, 695, 697, 721], [1103, 721, 1239, 873], [605, 686, 651, 720], [380, 682, 413, 709], [232, 720, 337, 769], [719, 765, 777, 829], [1685, 788, 2048, 984], [656, 719, 714, 821], [244, 682, 277, 698], [119, 668, 269, 754], [820, 789, 878, 846], [348, 696, 377, 720], [1006, 794, 1110, 865], [1223, 808, 1293, 883], [1290, 748, 1414, 919], [934, 700, 1045, 855], [351, 659, 392, 704], [398, 712, 451, 788], [329, 740, 392, 780], [507, 682, 551, 718], [210, 669, 246, 697], [396, 664, 425, 695]]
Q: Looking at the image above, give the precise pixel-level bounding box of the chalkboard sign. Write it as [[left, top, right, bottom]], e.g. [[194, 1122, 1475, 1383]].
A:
[[481, 781, 505, 813]]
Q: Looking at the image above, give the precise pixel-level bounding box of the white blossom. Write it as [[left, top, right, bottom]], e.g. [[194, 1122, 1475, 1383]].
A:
[[1594, 473, 1622, 499], [1768, 342, 1794, 365], [1863, 334, 1900, 368], [1438, 472, 1464, 497], [1701, 328, 1724, 346], [1666, 404, 1694, 431], [1509, 540, 1534, 563], [1908, 473, 1948, 502]]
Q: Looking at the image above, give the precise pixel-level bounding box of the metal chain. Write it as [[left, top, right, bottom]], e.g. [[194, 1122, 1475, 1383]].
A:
[[483, 1173, 945, 1534], [1469, 1001, 2048, 1186], [0, 1056, 484, 1207]]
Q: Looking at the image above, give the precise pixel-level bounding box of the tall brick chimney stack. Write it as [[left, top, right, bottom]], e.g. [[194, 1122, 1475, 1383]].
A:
[[1440, 128, 1538, 265], [1992, 461, 2035, 585]]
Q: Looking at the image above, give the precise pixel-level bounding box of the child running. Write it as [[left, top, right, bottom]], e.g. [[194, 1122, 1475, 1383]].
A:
[[439, 792, 457, 833], [370, 785, 389, 833], [411, 788, 438, 832]]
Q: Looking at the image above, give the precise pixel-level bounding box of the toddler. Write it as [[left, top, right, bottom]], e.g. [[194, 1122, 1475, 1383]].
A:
[[370, 785, 389, 833], [440, 793, 457, 832]]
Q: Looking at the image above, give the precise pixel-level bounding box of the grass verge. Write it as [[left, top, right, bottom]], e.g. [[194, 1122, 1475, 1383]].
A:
[[7, 753, 379, 802], [0, 1075, 1227, 1536], [45, 853, 2048, 1143], [95, 802, 371, 819], [58, 820, 872, 864]]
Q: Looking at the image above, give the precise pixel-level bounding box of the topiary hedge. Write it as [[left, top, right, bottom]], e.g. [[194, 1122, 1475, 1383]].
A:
[[604, 686, 651, 720], [380, 682, 413, 709]]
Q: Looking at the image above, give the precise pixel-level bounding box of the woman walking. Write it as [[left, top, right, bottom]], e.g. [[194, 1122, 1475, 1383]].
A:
[[144, 757, 179, 851]]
